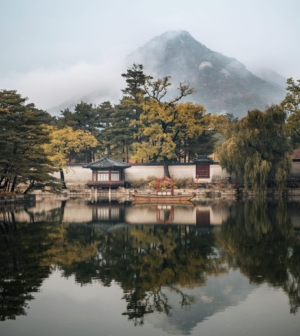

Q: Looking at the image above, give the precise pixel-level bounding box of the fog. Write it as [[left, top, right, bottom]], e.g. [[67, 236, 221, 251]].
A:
[[0, 58, 126, 113], [1, 0, 299, 113]]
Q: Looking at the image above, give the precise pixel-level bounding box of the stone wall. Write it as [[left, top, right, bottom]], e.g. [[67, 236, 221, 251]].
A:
[[54, 161, 298, 185], [52, 166, 91, 184], [125, 165, 165, 181], [169, 165, 195, 179], [0, 194, 35, 206], [55, 164, 233, 185], [291, 161, 300, 174], [117, 164, 230, 183]]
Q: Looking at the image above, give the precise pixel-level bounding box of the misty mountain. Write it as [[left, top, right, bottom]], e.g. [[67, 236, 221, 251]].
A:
[[48, 30, 286, 117], [250, 67, 287, 89], [127, 30, 285, 117]]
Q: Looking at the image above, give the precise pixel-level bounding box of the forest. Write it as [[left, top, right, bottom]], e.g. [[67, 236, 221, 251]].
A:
[[0, 64, 299, 194]]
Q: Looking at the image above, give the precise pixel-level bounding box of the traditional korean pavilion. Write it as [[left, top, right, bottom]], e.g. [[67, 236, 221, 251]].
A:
[[83, 155, 131, 189]]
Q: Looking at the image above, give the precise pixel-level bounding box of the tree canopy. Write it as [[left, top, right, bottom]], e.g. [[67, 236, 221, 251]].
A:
[[281, 78, 300, 148], [0, 90, 61, 193], [216, 105, 293, 193], [42, 126, 98, 187], [130, 75, 224, 175]]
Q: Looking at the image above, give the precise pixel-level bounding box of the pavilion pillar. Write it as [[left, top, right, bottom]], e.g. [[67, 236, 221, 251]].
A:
[[94, 187, 97, 201]]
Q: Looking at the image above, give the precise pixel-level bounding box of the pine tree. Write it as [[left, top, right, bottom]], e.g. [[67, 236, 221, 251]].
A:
[[0, 90, 60, 193]]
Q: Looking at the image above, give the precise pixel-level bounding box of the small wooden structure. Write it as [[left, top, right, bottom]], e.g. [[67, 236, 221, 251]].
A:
[[132, 176, 195, 203], [83, 155, 131, 189], [156, 205, 174, 224], [156, 176, 174, 195]]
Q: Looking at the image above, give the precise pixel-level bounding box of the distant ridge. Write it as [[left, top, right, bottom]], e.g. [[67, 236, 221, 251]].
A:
[[250, 67, 287, 89]]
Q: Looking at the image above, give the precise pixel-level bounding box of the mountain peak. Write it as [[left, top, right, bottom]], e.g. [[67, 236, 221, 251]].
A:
[[159, 30, 191, 39], [146, 30, 199, 46], [127, 31, 285, 116]]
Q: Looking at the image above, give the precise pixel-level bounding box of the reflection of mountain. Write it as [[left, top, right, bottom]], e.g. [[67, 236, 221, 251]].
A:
[[1, 199, 300, 327], [147, 270, 254, 335], [217, 200, 300, 314]]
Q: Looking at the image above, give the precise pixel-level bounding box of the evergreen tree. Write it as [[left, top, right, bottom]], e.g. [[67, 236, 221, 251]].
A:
[[281, 78, 300, 148], [98, 103, 134, 161], [57, 102, 105, 162], [99, 64, 152, 161], [0, 90, 60, 193]]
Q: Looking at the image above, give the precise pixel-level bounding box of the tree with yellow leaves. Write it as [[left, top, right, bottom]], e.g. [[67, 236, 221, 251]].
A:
[[131, 76, 225, 176], [43, 126, 98, 188]]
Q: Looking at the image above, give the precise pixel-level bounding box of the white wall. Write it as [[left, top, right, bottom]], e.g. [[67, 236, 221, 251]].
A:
[[291, 162, 300, 174], [52, 166, 91, 183], [125, 164, 230, 182], [54, 162, 297, 184], [125, 165, 164, 181], [169, 165, 195, 179], [210, 165, 232, 180]]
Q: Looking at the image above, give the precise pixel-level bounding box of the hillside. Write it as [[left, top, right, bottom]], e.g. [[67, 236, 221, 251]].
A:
[[250, 67, 287, 89], [127, 31, 285, 117]]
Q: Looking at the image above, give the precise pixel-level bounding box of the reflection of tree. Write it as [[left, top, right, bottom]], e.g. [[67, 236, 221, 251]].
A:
[[60, 225, 227, 325], [0, 204, 98, 321], [0, 211, 53, 320], [217, 200, 300, 314]]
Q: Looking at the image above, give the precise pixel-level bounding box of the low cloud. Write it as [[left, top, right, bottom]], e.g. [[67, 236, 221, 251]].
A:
[[0, 58, 127, 113]]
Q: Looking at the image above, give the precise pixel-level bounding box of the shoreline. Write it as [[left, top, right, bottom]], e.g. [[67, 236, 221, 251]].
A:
[[31, 187, 300, 202]]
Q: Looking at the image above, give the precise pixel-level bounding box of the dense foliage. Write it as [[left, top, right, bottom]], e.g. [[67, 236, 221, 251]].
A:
[[56, 64, 221, 177], [1, 69, 299, 193], [217, 200, 300, 314], [281, 78, 300, 148], [216, 105, 293, 193], [0, 90, 60, 193]]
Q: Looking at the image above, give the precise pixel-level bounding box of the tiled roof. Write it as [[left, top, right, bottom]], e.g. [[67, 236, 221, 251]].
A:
[[193, 155, 214, 164], [82, 155, 131, 169]]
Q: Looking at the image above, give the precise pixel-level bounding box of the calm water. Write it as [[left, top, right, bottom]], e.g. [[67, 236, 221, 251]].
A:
[[1, 198, 300, 335]]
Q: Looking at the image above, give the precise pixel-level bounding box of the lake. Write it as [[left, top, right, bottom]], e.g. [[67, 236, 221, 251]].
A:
[[0, 198, 300, 335]]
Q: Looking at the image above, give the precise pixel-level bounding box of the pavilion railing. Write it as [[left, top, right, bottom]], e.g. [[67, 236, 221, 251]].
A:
[[87, 180, 125, 187]]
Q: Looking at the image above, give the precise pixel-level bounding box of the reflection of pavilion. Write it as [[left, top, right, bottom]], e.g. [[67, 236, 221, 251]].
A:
[[88, 201, 126, 224], [84, 201, 231, 226], [57, 198, 236, 227], [156, 205, 174, 224], [196, 209, 210, 226]]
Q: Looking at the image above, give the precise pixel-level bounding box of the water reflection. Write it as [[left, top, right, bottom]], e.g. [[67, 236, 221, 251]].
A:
[[0, 199, 300, 334], [217, 200, 300, 314]]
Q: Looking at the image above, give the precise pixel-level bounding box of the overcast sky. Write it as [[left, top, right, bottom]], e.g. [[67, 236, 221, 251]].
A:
[[0, 0, 299, 110]]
